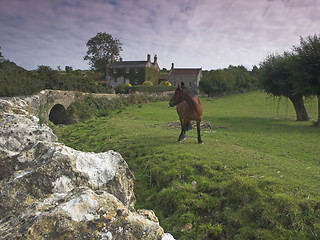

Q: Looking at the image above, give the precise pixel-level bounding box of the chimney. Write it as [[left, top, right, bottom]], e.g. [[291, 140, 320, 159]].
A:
[[111, 53, 115, 63], [154, 54, 157, 64], [171, 63, 174, 70], [147, 54, 151, 62], [120, 58, 123, 62]]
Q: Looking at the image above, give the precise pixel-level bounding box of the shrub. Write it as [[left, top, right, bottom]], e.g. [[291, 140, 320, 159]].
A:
[[114, 83, 131, 94], [66, 93, 171, 123], [131, 85, 175, 93], [142, 81, 153, 86], [0, 61, 44, 96], [160, 81, 171, 86]]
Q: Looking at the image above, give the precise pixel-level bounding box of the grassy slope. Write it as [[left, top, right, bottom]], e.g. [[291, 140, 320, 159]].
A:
[[54, 91, 320, 239]]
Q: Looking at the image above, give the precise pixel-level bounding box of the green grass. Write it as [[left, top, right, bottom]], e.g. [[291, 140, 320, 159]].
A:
[[53, 91, 320, 239]]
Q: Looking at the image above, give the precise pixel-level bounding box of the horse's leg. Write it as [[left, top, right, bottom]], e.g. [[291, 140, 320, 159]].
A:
[[178, 119, 186, 142], [196, 120, 203, 144]]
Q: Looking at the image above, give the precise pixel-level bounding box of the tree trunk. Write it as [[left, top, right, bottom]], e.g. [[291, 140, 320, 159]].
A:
[[317, 94, 320, 126], [288, 94, 310, 121]]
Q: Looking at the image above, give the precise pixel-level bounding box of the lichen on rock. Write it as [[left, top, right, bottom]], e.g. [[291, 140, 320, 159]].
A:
[[0, 95, 174, 240]]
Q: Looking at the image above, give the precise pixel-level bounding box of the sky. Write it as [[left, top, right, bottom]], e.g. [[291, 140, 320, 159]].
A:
[[0, 0, 319, 71]]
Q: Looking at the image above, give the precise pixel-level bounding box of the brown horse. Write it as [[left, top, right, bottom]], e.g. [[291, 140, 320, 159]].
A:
[[169, 82, 203, 144]]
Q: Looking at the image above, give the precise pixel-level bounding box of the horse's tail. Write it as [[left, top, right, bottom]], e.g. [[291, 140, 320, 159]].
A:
[[186, 121, 192, 131]]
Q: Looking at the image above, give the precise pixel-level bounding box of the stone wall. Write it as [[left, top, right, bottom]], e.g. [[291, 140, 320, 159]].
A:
[[11, 90, 119, 124]]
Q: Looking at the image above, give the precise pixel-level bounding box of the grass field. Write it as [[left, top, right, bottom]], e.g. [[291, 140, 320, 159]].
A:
[[54, 91, 320, 239]]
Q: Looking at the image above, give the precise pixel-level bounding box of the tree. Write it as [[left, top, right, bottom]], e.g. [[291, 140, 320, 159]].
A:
[[65, 66, 73, 72], [0, 46, 4, 62], [84, 32, 122, 73], [293, 34, 320, 125], [37, 65, 57, 90], [259, 52, 310, 121], [199, 66, 258, 96], [199, 70, 230, 96]]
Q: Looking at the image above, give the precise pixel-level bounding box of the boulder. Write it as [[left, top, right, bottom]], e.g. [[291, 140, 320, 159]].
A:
[[0, 96, 174, 239]]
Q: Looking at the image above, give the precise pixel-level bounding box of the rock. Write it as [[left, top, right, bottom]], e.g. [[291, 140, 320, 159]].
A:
[[191, 180, 198, 190], [162, 233, 176, 240], [0, 96, 174, 239]]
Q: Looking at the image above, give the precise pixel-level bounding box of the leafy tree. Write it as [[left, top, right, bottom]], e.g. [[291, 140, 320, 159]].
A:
[[259, 52, 310, 121], [37, 65, 57, 89], [200, 70, 233, 96], [293, 34, 320, 125], [84, 32, 122, 73], [199, 66, 258, 96], [0, 46, 4, 62], [65, 65, 73, 72]]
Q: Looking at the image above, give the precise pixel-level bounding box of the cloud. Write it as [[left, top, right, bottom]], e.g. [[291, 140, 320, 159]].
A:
[[0, 0, 319, 70]]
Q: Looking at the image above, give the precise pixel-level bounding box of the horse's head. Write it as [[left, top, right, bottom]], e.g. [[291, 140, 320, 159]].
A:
[[169, 85, 185, 107]]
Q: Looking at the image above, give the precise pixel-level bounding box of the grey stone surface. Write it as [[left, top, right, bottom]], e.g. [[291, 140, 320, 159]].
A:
[[0, 96, 173, 240]]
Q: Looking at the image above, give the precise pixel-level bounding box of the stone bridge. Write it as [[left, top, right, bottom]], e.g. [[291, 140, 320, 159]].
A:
[[29, 90, 118, 124], [1, 89, 172, 125]]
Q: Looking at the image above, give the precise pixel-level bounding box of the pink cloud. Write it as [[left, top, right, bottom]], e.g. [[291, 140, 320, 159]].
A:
[[0, 0, 319, 70]]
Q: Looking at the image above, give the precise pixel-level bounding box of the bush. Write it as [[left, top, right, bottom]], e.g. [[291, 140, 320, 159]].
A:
[[160, 81, 171, 86], [66, 93, 171, 123], [0, 61, 44, 96], [131, 85, 175, 93], [114, 83, 131, 94], [142, 81, 153, 86]]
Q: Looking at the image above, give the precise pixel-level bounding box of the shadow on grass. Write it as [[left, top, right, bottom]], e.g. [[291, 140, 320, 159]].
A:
[[205, 115, 319, 135]]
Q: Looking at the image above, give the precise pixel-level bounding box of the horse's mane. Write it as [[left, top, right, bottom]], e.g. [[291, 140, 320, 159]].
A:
[[180, 82, 197, 96]]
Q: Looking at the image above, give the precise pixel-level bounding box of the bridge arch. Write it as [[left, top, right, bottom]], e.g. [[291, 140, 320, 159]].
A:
[[49, 104, 70, 124], [39, 90, 76, 124], [36, 90, 118, 124]]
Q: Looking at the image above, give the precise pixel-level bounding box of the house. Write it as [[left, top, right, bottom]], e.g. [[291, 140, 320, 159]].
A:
[[158, 71, 169, 84], [106, 54, 160, 88], [168, 63, 202, 93]]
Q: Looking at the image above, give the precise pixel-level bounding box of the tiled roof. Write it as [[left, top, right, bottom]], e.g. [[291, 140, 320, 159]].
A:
[[108, 61, 148, 68], [170, 68, 202, 75]]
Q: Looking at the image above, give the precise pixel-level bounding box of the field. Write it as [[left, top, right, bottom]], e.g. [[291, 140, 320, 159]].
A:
[[54, 91, 320, 239]]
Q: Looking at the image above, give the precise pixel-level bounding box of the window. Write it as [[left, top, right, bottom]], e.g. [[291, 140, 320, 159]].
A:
[[114, 68, 117, 74], [135, 68, 139, 74], [126, 68, 129, 74]]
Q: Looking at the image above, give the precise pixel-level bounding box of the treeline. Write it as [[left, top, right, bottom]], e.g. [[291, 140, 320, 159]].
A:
[[0, 61, 111, 97], [0, 61, 41, 96], [114, 83, 175, 94], [199, 65, 259, 96]]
